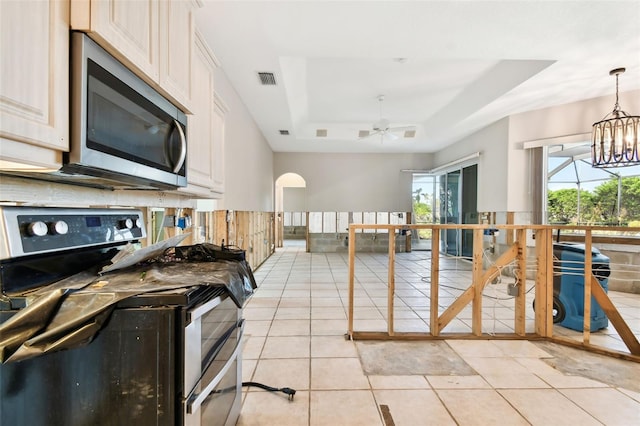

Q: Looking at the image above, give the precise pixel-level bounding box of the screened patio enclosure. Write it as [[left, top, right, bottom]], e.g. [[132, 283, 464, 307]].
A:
[[547, 142, 640, 226]]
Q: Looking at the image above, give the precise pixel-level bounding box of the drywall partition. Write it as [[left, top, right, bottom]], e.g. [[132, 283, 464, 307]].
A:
[[433, 118, 510, 213], [213, 67, 274, 212], [274, 152, 431, 212]]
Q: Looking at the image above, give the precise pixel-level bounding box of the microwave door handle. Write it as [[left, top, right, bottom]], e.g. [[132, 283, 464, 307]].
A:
[[172, 119, 187, 173]]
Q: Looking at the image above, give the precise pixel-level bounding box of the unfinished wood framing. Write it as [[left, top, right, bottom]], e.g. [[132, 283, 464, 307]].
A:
[[534, 228, 553, 337], [514, 228, 527, 336], [347, 225, 356, 338], [347, 223, 640, 362], [583, 230, 593, 343], [387, 226, 396, 336], [174, 210, 275, 270], [429, 230, 440, 336]]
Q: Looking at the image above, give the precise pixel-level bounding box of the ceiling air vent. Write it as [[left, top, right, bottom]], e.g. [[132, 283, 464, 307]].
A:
[[404, 130, 416, 138], [257, 72, 277, 85], [316, 129, 327, 137], [358, 130, 370, 138], [279, 130, 290, 135]]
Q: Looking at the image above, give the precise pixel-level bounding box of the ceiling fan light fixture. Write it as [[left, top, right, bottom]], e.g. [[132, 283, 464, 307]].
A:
[[373, 118, 390, 131], [591, 67, 640, 168]]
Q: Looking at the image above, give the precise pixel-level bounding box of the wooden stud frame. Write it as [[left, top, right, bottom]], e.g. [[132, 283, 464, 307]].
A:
[[346, 222, 640, 362]]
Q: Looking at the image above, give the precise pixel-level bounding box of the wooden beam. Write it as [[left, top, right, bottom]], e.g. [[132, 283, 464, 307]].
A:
[[306, 211, 310, 253], [472, 229, 484, 336], [550, 335, 640, 363], [506, 212, 515, 245], [481, 244, 519, 285], [583, 230, 592, 343], [514, 228, 527, 336], [437, 243, 518, 332], [347, 225, 356, 338], [388, 229, 396, 336], [555, 234, 640, 246], [350, 331, 544, 341], [438, 288, 474, 331], [430, 229, 440, 336], [535, 229, 553, 337], [590, 275, 640, 356]]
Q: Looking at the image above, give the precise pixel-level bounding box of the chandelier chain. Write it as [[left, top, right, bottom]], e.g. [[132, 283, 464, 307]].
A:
[[614, 73, 620, 114]]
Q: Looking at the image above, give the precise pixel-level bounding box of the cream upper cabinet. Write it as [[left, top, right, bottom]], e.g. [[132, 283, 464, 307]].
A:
[[159, 0, 194, 109], [0, 0, 69, 170], [181, 31, 224, 197], [71, 0, 194, 112], [211, 94, 227, 195]]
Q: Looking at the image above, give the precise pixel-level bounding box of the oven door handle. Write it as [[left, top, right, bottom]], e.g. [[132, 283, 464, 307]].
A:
[[187, 295, 222, 324], [186, 321, 244, 414], [171, 119, 187, 173]]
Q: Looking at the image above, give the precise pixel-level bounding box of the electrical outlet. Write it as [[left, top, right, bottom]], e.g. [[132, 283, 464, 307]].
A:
[[507, 283, 519, 296]]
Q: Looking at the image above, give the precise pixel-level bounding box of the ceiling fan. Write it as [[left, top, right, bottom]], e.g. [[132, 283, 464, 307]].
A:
[[360, 95, 416, 141]]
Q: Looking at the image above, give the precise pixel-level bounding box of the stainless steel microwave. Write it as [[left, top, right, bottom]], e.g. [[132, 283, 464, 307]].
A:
[[66, 32, 187, 189]]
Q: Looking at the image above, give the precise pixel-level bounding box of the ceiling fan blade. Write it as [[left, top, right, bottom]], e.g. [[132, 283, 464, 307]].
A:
[[387, 125, 416, 132], [384, 132, 400, 141], [359, 130, 381, 140]]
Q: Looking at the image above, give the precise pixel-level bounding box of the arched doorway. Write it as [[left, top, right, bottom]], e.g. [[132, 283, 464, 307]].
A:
[[275, 173, 307, 248]]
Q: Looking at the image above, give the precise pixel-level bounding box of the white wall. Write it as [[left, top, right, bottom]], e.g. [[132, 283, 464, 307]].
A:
[[283, 187, 306, 211], [274, 153, 432, 211], [509, 89, 640, 144], [213, 67, 274, 212], [433, 119, 510, 213]]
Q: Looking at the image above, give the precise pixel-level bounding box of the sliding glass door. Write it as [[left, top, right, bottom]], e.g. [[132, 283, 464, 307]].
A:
[[440, 170, 461, 256], [438, 165, 478, 258]]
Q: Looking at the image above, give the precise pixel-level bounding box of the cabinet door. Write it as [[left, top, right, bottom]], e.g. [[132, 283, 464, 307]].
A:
[[159, 0, 194, 110], [211, 95, 227, 195], [88, 0, 160, 81], [185, 33, 216, 193], [0, 0, 68, 168]]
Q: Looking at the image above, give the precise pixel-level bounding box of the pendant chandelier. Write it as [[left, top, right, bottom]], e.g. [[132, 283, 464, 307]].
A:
[[591, 67, 640, 168]]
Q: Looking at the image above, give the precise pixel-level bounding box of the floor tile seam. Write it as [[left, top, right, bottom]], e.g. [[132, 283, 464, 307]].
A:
[[427, 386, 465, 424], [439, 385, 536, 423], [494, 387, 605, 425]]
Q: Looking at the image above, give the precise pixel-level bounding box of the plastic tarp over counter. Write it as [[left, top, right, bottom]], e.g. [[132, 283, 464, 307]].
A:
[[0, 242, 256, 363]]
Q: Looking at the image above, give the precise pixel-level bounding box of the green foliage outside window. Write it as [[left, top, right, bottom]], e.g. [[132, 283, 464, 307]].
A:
[[413, 187, 433, 239], [547, 176, 640, 225]]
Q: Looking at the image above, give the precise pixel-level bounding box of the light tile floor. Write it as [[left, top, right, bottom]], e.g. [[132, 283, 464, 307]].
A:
[[238, 246, 640, 426]]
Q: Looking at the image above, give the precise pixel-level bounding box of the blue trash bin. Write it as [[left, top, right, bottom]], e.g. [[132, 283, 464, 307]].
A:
[[552, 243, 610, 331]]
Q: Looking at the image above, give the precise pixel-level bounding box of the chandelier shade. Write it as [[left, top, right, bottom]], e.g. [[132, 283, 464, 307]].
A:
[[591, 68, 640, 168]]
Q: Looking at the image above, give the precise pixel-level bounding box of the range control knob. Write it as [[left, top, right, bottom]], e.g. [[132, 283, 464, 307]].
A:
[[50, 220, 69, 235], [135, 218, 142, 229], [28, 221, 48, 237], [118, 218, 134, 230]]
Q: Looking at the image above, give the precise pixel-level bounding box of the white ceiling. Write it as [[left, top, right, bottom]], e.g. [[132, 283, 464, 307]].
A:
[[196, 1, 640, 154]]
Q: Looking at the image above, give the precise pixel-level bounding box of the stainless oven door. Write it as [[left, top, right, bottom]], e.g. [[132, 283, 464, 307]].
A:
[[184, 319, 243, 426], [183, 292, 243, 426]]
